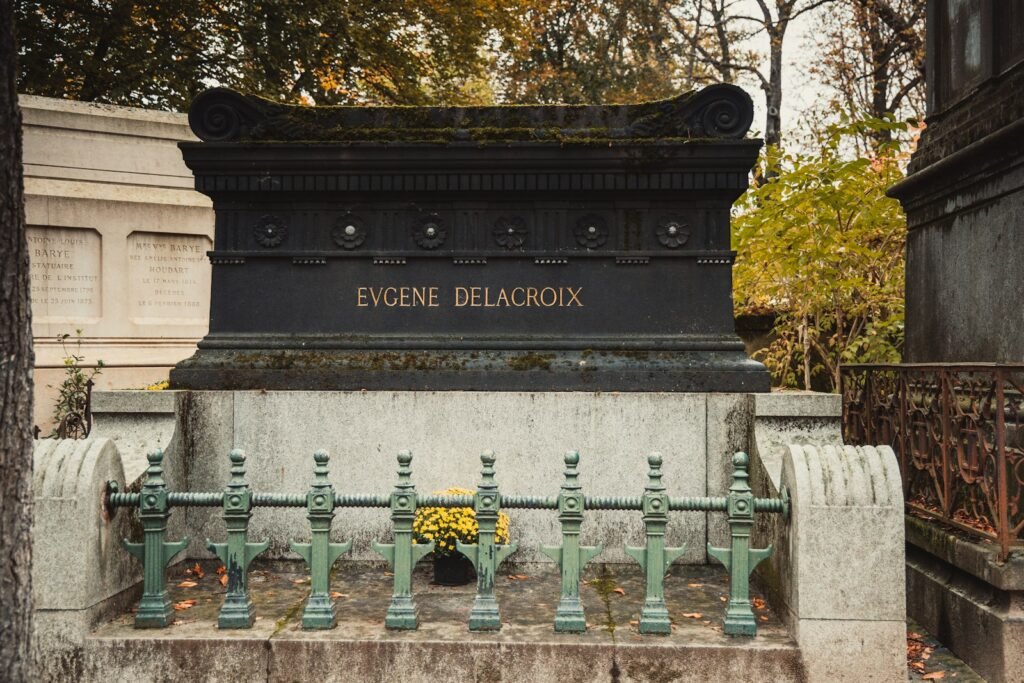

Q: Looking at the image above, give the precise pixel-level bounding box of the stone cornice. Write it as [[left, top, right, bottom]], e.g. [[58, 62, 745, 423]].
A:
[[186, 84, 756, 143]]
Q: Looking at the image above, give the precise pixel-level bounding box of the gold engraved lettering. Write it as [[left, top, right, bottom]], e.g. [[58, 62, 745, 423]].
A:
[[358, 286, 440, 307], [358, 285, 583, 308]]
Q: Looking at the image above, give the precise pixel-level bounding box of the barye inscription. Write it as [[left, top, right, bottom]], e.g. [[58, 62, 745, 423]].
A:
[[356, 286, 585, 308], [27, 226, 102, 321], [128, 231, 212, 323]]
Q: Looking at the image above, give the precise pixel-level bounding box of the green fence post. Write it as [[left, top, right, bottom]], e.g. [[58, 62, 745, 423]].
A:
[[541, 451, 602, 632], [625, 453, 687, 634], [207, 449, 269, 629], [457, 450, 518, 631], [708, 452, 773, 636], [373, 450, 433, 629], [123, 449, 188, 628], [290, 450, 351, 629]]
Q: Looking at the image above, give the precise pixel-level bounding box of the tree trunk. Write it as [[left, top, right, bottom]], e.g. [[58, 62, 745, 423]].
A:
[[0, 0, 35, 679], [764, 25, 785, 147]]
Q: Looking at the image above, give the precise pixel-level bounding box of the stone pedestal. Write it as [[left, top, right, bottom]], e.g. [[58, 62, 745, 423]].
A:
[[161, 389, 745, 564], [905, 517, 1024, 683]]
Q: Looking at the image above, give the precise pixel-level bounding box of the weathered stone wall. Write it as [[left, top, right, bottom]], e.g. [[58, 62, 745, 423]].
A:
[[21, 95, 213, 430], [903, 164, 1024, 361], [891, 55, 1024, 363]]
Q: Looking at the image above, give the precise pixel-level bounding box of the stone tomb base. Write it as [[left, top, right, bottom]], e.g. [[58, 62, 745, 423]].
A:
[[83, 562, 804, 683], [36, 391, 911, 681]]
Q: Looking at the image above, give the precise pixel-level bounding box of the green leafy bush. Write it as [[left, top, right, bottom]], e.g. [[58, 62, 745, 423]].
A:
[[733, 117, 911, 391], [49, 330, 104, 438]]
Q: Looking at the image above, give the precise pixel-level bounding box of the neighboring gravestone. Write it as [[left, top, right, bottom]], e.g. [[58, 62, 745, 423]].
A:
[[171, 85, 767, 391]]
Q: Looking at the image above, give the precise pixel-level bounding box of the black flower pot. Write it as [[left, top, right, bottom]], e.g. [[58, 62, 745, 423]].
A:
[[432, 553, 476, 586]]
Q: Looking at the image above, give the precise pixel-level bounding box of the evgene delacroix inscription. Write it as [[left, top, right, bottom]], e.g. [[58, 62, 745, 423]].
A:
[[356, 286, 584, 308]]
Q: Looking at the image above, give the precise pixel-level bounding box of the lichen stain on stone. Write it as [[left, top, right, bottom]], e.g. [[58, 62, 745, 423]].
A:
[[272, 595, 305, 637], [621, 659, 687, 683], [586, 565, 621, 637], [506, 352, 555, 372]]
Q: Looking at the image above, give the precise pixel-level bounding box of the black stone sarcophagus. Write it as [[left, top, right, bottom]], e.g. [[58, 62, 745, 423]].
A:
[[170, 85, 769, 391]]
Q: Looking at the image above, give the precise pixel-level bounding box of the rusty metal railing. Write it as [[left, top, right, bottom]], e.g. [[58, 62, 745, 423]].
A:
[[841, 364, 1024, 561]]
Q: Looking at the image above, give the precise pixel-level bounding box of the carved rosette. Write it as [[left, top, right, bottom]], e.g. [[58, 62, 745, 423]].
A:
[[656, 219, 690, 249], [254, 215, 287, 248], [332, 214, 366, 250], [493, 217, 528, 250], [413, 215, 446, 250], [574, 215, 609, 249]]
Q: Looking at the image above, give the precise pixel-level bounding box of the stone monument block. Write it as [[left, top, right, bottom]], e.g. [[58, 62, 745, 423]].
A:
[[171, 85, 768, 391]]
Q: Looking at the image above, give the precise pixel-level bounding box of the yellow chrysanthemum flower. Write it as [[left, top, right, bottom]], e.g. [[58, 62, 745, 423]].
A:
[[412, 487, 511, 556]]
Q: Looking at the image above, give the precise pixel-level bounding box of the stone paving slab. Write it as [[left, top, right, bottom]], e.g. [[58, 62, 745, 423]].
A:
[[100, 560, 791, 644], [906, 620, 985, 682]]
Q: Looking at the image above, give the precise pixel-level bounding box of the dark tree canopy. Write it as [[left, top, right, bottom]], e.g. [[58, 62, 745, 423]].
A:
[[16, 0, 509, 110]]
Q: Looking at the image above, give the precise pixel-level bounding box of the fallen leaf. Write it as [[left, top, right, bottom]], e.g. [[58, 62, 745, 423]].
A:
[[719, 596, 727, 602], [292, 578, 309, 585], [192, 563, 205, 579], [911, 662, 926, 673], [752, 597, 767, 610], [922, 673, 945, 680], [216, 565, 227, 575], [612, 587, 626, 596], [330, 592, 349, 599], [177, 580, 198, 588], [219, 575, 228, 587], [515, 574, 529, 580], [383, 572, 394, 577], [172, 599, 197, 611], [681, 612, 703, 619], [628, 620, 639, 626], [759, 615, 769, 622], [687, 583, 704, 588]]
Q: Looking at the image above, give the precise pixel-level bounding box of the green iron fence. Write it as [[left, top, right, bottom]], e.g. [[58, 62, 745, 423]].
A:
[[106, 448, 788, 636]]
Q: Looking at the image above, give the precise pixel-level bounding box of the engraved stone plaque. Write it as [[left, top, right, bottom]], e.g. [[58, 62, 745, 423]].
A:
[[128, 231, 212, 324], [27, 226, 102, 322], [171, 85, 769, 391]]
